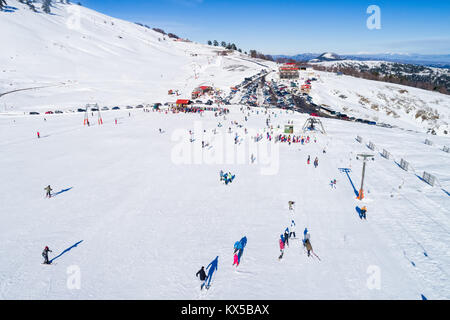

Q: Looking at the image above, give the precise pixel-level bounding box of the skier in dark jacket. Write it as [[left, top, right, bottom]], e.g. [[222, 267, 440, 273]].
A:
[[42, 246, 52, 264], [44, 185, 52, 198], [305, 239, 312, 257], [284, 228, 290, 246], [196, 266, 207, 281]]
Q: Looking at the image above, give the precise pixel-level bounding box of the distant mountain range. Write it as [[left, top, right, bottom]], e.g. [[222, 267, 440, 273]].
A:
[[273, 52, 450, 68]]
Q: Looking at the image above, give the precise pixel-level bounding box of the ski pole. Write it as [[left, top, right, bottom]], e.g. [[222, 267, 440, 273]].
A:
[[312, 251, 321, 261]]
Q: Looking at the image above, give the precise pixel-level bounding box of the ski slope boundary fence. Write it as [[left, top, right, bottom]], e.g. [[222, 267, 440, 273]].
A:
[[355, 136, 447, 195]]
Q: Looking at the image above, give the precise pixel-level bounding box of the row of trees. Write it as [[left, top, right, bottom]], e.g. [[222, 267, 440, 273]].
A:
[[205, 40, 276, 62], [151, 27, 180, 40], [249, 50, 274, 62], [207, 40, 244, 53], [3, 1, 75, 14], [0, 0, 7, 10], [311, 64, 449, 95]]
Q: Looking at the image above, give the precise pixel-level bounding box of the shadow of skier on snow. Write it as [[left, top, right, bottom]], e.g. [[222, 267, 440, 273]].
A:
[[52, 187, 74, 197], [355, 206, 363, 219], [202, 256, 219, 290], [49, 240, 83, 264]]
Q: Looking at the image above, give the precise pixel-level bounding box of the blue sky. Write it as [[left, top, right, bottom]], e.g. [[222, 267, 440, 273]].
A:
[[80, 0, 450, 55]]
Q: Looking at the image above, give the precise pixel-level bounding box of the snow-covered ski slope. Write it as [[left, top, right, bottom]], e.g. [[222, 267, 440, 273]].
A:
[[1, 0, 450, 300], [0, 106, 449, 300], [0, 0, 274, 112], [304, 69, 450, 136]]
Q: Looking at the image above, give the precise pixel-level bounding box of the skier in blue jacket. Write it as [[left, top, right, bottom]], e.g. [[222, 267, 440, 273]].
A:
[[234, 241, 240, 254]]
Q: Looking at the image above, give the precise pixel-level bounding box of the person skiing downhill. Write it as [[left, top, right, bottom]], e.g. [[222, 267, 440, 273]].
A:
[[44, 185, 52, 198], [307, 155, 311, 165], [196, 266, 207, 281], [284, 228, 290, 246], [314, 157, 319, 168], [290, 220, 296, 239], [361, 206, 367, 220], [288, 201, 295, 211], [304, 238, 313, 257], [279, 238, 285, 259], [42, 246, 52, 264], [303, 228, 310, 245], [234, 240, 240, 254], [233, 253, 239, 267]]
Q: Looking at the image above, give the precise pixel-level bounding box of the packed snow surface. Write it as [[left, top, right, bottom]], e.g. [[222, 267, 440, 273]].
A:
[[0, 106, 449, 299], [1, 0, 450, 300]]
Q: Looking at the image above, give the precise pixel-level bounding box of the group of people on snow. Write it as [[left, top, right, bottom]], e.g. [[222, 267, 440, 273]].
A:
[[279, 221, 297, 260], [276, 134, 314, 145], [307, 155, 319, 168], [220, 170, 235, 185]]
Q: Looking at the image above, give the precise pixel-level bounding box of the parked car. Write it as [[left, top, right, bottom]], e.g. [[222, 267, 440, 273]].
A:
[[55, 110, 63, 114], [29, 111, 40, 115], [91, 108, 99, 111], [77, 108, 86, 112], [101, 107, 109, 111], [135, 105, 144, 109], [126, 106, 133, 109], [45, 111, 54, 114], [112, 107, 120, 110]]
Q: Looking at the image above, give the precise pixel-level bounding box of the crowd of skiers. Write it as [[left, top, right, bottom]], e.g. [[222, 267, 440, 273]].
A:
[[36, 100, 372, 291], [276, 134, 316, 145]]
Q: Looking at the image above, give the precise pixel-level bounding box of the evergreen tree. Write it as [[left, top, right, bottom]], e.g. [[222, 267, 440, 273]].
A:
[[26, 0, 37, 12], [213, 40, 218, 46], [42, 0, 52, 13], [220, 41, 226, 47], [231, 43, 237, 50], [207, 40, 212, 45], [0, 0, 7, 11]]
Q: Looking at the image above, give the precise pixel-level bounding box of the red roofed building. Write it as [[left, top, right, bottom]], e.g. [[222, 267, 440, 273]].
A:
[[199, 86, 212, 93], [279, 63, 299, 79], [176, 99, 191, 107]]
